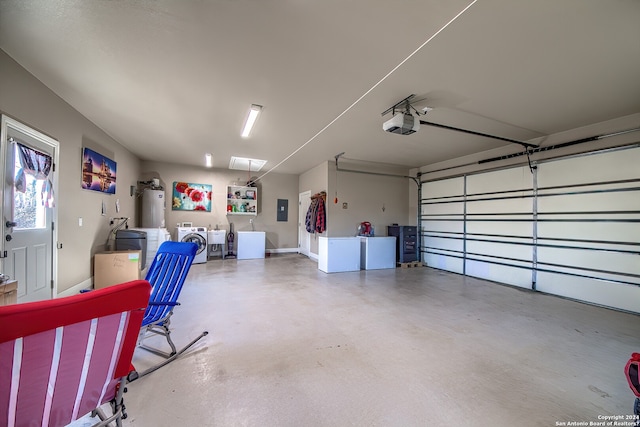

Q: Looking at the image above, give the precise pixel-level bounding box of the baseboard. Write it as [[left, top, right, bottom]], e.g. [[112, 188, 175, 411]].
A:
[[266, 247, 299, 254], [308, 252, 318, 261], [57, 278, 92, 298]]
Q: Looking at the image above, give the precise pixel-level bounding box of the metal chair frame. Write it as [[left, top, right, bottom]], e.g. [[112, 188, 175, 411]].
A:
[[136, 241, 208, 378]]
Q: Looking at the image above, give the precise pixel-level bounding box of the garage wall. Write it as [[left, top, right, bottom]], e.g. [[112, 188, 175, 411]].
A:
[[421, 145, 640, 313], [141, 161, 299, 250], [0, 49, 141, 294], [327, 160, 411, 239], [300, 160, 412, 257], [299, 161, 329, 256]]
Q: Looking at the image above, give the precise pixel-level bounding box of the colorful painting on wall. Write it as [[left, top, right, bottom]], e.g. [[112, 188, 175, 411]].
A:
[[82, 147, 116, 194], [172, 181, 212, 211]]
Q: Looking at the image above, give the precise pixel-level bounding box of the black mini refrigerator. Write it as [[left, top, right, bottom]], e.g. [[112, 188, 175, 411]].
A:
[[387, 225, 418, 263]]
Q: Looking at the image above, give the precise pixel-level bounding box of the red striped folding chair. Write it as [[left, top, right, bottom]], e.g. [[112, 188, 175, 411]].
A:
[[0, 279, 150, 427]]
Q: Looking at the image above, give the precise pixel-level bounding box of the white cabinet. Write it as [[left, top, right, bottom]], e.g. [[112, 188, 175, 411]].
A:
[[226, 185, 257, 215]]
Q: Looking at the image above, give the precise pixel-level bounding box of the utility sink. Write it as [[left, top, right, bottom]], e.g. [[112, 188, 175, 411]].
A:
[[237, 231, 266, 259], [207, 230, 226, 244]]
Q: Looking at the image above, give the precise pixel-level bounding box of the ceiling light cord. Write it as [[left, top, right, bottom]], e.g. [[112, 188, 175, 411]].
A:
[[252, 0, 479, 183]]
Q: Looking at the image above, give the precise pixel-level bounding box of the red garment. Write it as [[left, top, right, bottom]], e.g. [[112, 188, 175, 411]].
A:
[[315, 196, 326, 233]]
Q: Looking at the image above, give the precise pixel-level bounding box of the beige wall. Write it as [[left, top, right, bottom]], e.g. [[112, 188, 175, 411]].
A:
[[140, 161, 299, 250], [299, 159, 413, 255], [327, 160, 411, 238], [0, 50, 141, 293]]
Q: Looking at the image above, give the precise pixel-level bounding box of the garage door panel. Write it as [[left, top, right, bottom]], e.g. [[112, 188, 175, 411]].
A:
[[466, 260, 532, 289], [420, 145, 639, 313], [421, 201, 464, 216], [533, 146, 639, 311], [538, 191, 640, 212], [466, 221, 533, 237], [538, 247, 639, 277], [423, 177, 464, 198], [424, 253, 464, 274], [467, 166, 531, 194], [537, 148, 640, 187], [536, 272, 639, 313], [467, 240, 532, 261], [538, 222, 639, 243], [467, 198, 532, 214], [424, 235, 464, 253], [422, 220, 464, 234]]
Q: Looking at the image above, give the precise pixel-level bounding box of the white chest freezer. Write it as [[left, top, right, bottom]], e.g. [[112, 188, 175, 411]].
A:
[[318, 237, 361, 273], [360, 236, 396, 270]]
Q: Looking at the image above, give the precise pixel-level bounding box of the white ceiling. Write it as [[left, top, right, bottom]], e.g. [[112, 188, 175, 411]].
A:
[[1, 1, 639, 177]]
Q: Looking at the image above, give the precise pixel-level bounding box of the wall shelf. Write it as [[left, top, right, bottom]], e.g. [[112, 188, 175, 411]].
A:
[[226, 185, 257, 215]]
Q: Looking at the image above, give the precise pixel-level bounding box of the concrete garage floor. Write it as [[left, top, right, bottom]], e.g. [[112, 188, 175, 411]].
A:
[[115, 254, 637, 427]]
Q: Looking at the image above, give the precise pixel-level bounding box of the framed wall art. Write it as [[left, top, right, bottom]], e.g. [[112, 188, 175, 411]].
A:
[[82, 147, 116, 194], [172, 181, 212, 211]]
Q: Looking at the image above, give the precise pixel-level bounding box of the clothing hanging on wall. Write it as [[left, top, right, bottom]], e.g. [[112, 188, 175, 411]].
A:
[[305, 191, 326, 234]]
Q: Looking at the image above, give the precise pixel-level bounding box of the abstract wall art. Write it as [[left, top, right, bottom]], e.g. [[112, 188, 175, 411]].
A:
[[172, 181, 212, 211]]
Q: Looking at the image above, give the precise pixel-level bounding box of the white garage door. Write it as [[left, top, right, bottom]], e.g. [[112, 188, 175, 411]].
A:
[[421, 145, 640, 313]]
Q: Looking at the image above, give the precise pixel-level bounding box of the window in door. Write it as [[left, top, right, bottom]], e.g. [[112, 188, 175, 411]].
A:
[[12, 141, 54, 230]]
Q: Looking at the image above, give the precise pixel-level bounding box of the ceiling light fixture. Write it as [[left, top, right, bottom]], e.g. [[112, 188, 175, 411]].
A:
[[205, 153, 212, 167], [241, 104, 262, 138]]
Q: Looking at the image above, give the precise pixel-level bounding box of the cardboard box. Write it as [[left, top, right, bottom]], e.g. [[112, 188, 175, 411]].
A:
[[94, 250, 141, 290], [0, 280, 18, 306]]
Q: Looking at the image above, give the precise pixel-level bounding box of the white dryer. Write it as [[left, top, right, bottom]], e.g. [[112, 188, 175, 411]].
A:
[[176, 227, 208, 264]]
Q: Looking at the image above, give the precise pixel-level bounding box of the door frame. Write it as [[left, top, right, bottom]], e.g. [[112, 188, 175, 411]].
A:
[[1, 115, 59, 299], [298, 191, 311, 257]]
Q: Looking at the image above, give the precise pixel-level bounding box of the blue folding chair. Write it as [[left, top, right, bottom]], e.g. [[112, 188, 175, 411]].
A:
[[136, 241, 208, 378]]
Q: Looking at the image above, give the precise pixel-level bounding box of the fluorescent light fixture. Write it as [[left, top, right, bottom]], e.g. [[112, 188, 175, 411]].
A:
[[205, 153, 212, 167], [241, 104, 262, 138]]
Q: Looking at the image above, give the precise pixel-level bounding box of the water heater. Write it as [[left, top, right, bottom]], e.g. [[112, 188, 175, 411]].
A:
[[141, 188, 165, 228]]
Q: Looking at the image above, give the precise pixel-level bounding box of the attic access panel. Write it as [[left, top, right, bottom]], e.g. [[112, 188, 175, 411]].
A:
[[229, 156, 267, 172]]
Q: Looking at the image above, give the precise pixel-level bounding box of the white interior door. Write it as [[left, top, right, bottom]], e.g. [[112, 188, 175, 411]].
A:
[[1, 116, 58, 303], [298, 191, 311, 256]]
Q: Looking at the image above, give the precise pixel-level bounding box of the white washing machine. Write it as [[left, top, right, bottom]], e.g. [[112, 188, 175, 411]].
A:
[[176, 227, 208, 264]]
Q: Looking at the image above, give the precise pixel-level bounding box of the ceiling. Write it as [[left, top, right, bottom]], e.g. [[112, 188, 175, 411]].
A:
[[1, 1, 639, 177]]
